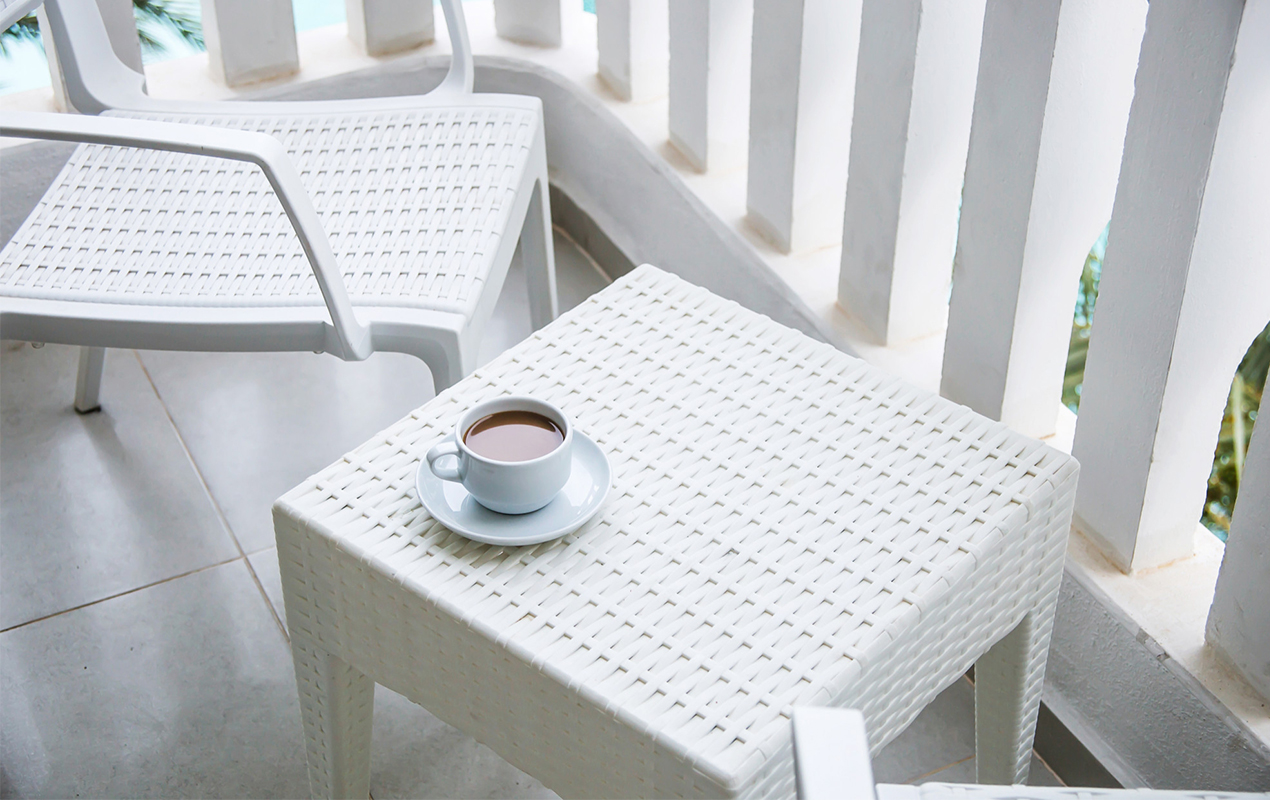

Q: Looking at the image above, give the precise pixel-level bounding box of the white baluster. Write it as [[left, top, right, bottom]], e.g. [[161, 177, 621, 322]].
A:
[[346, 0, 434, 56], [1208, 390, 1270, 700], [747, 0, 863, 254], [200, 0, 298, 87], [940, 0, 1146, 438], [1072, 0, 1263, 572], [838, 0, 985, 346], [494, 0, 561, 47], [39, 0, 142, 112], [668, 0, 753, 172], [596, 0, 668, 103]]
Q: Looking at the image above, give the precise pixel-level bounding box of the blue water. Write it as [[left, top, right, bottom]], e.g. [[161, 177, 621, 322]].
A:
[[0, 0, 363, 94], [295, 0, 347, 31], [1, 0, 599, 94]]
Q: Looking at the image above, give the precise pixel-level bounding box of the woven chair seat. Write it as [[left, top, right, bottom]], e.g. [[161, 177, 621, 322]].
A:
[[0, 104, 538, 319]]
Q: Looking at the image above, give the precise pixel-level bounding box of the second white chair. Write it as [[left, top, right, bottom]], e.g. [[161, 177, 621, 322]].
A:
[[0, 0, 556, 411]]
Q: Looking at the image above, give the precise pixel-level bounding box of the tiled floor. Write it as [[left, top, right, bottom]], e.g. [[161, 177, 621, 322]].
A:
[[1, 152, 1063, 796]]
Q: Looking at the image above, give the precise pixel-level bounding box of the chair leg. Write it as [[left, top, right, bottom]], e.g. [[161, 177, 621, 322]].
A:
[[291, 633, 375, 800], [974, 595, 1058, 784], [427, 338, 471, 394], [74, 346, 106, 413], [522, 176, 558, 331]]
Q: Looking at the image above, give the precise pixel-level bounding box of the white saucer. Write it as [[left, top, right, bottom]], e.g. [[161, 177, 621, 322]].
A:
[[415, 431, 611, 546]]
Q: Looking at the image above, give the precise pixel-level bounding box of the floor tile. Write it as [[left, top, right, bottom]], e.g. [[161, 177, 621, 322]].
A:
[[0, 141, 76, 244], [369, 685, 558, 800], [0, 560, 309, 798], [139, 231, 611, 554], [474, 230, 612, 369], [915, 753, 1064, 786], [872, 677, 977, 783], [1029, 755, 1066, 786], [246, 547, 286, 632], [915, 756, 976, 783], [137, 346, 436, 554], [0, 342, 240, 630]]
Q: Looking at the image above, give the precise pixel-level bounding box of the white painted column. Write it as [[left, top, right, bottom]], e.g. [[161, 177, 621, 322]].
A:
[[38, 0, 142, 112], [494, 0, 561, 47], [346, 0, 434, 56], [200, 0, 299, 87], [667, 0, 753, 173], [746, 0, 863, 255], [1073, 0, 1268, 572], [940, 0, 1146, 438], [1208, 395, 1270, 701], [837, 0, 985, 346], [595, 0, 668, 103]]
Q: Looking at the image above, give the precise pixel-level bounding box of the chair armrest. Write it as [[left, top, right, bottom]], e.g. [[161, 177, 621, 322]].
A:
[[0, 111, 372, 360], [792, 707, 879, 800]]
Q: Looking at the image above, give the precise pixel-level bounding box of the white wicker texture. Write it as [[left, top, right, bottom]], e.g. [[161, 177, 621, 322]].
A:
[[0, 104, 536, 319], [273, 265, 1079, 799]]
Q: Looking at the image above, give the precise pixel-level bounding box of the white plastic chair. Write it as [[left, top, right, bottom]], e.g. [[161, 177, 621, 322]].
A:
[[0, 0, 556, 411], [790, 707, 1263, 800]]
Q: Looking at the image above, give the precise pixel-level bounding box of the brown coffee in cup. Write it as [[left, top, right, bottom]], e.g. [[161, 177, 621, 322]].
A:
[[463, 410, 564, 462]]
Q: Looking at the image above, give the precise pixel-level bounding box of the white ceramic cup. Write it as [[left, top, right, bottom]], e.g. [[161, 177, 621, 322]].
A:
[[425, 396, 573, 515]]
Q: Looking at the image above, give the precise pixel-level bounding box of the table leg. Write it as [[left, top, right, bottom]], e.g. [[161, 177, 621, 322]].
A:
[[291, 634, 375, 800], [973, 592, 1059, 785], [74, 346, 105, 413]]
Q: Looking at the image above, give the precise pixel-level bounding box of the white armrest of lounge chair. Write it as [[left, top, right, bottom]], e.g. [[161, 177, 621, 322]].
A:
[[1, 110, 372, 360], [794, 707, 879, 800]]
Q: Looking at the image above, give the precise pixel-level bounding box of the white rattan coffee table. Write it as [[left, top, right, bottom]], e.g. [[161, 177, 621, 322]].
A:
[[274, 266, 1079, 799]]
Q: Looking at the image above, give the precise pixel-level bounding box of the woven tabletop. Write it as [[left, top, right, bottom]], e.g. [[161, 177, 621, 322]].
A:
[[276, 266, 1078, 797], [1, 102, 536, 318]]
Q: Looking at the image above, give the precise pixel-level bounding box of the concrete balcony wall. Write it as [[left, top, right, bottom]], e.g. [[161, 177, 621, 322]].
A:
[[8, 0, 1269, 788]]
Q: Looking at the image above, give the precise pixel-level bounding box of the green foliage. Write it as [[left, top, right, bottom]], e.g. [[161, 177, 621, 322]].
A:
[[1063, 226, 1268, 541], [1204, 323, 1269, 540], [132, 0, 202, 56], [1062, 227, 1105, 412], [0, 13, 39, 57], [1, 1, 202, 60]]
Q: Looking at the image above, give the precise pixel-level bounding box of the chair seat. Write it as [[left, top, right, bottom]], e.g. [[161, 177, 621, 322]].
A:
[[0, 102, 539, 320]]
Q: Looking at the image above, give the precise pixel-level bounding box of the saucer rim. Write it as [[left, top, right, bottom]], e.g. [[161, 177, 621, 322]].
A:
[[415, 431, 611, 546]]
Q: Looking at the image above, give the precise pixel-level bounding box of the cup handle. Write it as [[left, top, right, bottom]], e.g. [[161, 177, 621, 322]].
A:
[[426, 438, 465, 482]]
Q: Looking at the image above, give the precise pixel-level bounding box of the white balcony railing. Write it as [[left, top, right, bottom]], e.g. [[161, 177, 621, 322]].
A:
[[8, 0, 1269, 784]]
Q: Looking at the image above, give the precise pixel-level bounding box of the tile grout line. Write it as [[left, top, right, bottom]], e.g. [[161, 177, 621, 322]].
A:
[[904, 756, 970, 787], [1032, 748, 1068, 787], [553, 223, 614, 285], [907, 753, 974, 784], [1, 554, 244, 634], [131, 350, 290, 642]]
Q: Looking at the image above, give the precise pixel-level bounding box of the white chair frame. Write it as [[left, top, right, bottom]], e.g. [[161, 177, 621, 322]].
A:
[[790, 707, 1264, 799], [0, 0, 556, 410]]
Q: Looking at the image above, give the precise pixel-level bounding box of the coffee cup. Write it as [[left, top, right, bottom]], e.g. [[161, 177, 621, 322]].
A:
[[425, 396, 573, 514]]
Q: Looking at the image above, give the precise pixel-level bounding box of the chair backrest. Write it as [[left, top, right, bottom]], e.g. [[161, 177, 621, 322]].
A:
[[30, 0, 474, 116], [435, 0, 474, 95], [35, 0, 149, 114]]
